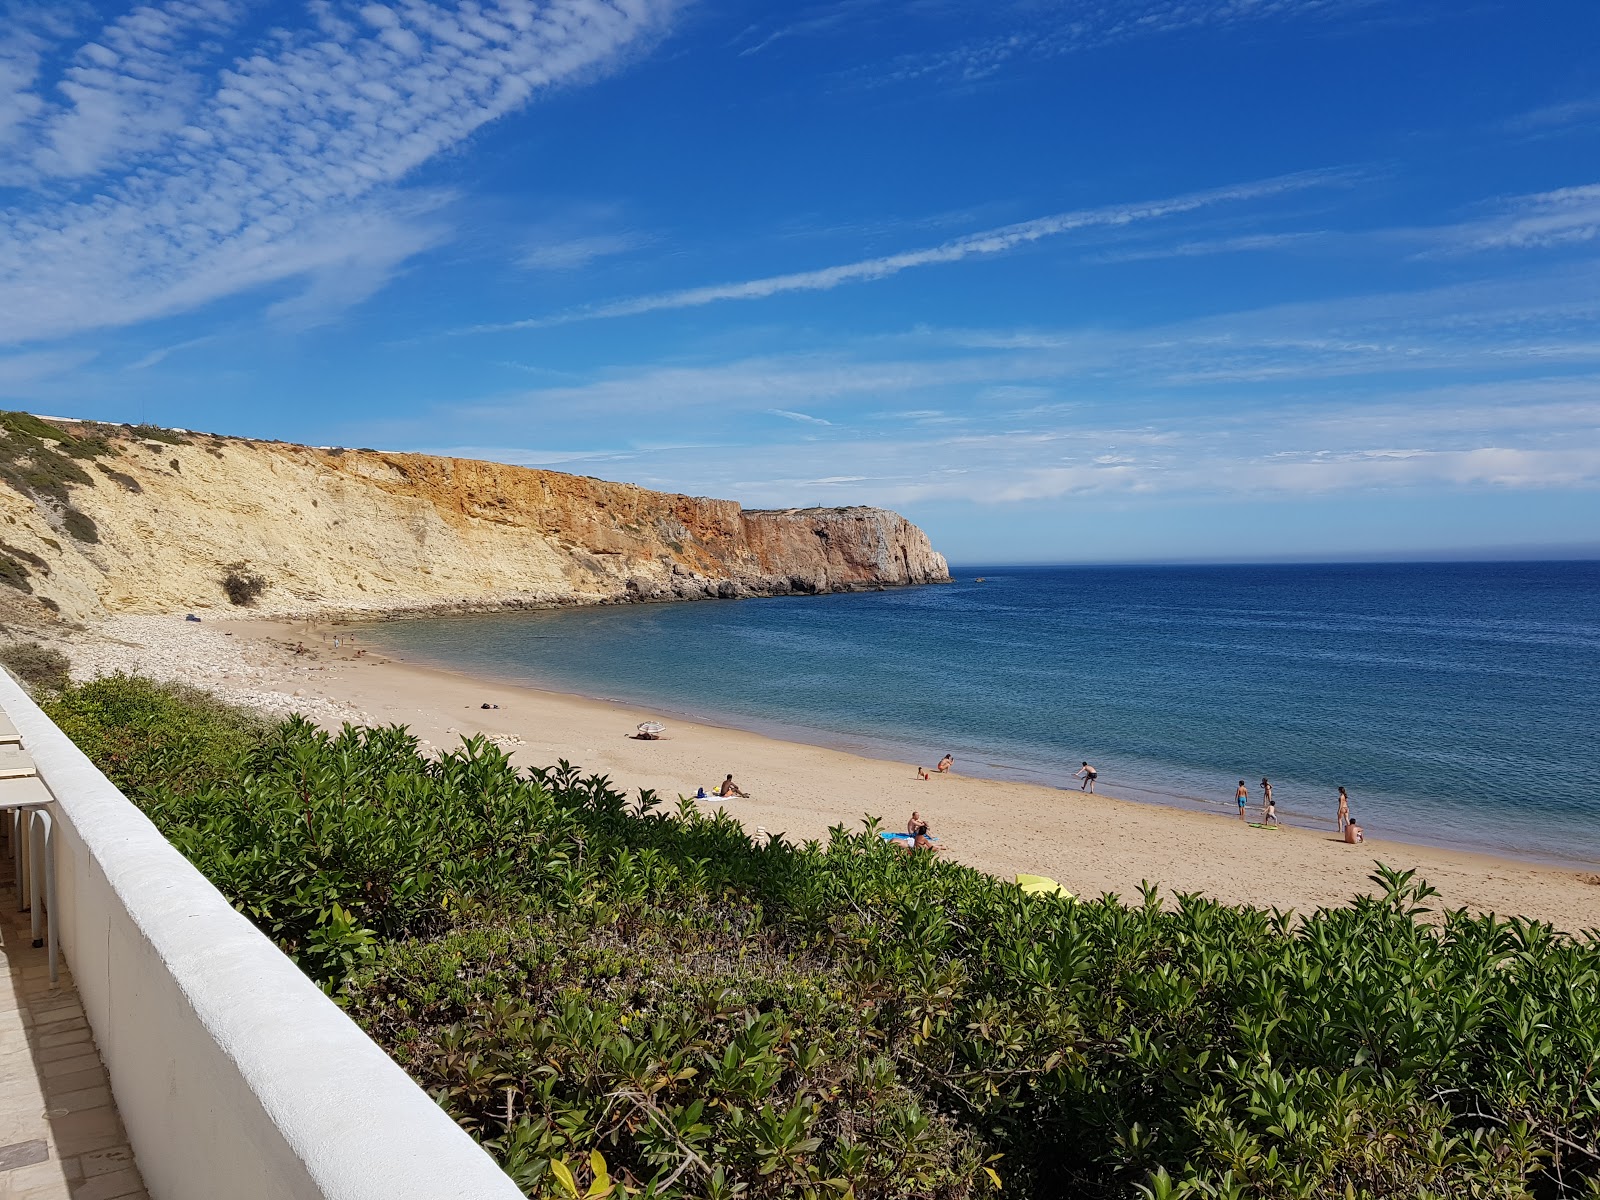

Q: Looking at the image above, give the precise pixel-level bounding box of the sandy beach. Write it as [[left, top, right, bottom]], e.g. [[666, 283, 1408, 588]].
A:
[[62, 613, 1600, 932]]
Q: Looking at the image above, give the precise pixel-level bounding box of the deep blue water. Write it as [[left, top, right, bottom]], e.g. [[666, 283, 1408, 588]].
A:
[[354, 562, 1600, 866]]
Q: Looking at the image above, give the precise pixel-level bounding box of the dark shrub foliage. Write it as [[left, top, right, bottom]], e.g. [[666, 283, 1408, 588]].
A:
[[0, 553, 32, 592], [61, 508, 98, 543], [96, 464, 142, 492], [221, 565, 267, 606], [0, 641, 70, 692], [45, 674, 269, 795], [49, 679, 1600, 1200], [127, 423, 189, 445]]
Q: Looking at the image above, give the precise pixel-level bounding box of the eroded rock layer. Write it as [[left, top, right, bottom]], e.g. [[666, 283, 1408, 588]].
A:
[[0, 417, 949, 623]]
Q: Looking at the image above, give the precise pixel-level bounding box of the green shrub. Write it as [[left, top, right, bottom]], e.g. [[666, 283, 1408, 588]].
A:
[[128, 423, 189, 445], [61, 508, 98, 543], [0, 553, 31, 592], [51, 681, 1600, 1199], [0, 641, 70, 692], [43, 673, 270, 797]]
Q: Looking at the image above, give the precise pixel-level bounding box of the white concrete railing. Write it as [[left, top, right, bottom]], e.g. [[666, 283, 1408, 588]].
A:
[[0, 671, 525, 1200]]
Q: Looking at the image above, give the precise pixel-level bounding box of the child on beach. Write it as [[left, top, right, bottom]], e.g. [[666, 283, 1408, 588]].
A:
[[1261, 778, 1277, 824], [1235, 780, 1249, 820], [1336, 786, 1350, 832], [1076, 762, 1098, 793]]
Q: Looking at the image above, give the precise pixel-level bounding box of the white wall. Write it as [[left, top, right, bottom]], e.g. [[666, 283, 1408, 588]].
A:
[[0, 671, 525, 1200]]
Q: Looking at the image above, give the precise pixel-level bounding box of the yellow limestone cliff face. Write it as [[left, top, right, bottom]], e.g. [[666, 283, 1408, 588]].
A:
[[0, 420, 949, 624]]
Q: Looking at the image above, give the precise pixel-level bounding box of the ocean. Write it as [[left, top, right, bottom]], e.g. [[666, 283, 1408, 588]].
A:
[[353, 562, 1600, 867]]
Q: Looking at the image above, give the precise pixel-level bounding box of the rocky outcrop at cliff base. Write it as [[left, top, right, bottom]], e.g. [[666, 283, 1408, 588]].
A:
[[0, 414, 949, 624]]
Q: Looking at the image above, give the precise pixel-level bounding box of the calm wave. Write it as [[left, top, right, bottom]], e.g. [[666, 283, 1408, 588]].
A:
[[353, 562, 1600, 867]]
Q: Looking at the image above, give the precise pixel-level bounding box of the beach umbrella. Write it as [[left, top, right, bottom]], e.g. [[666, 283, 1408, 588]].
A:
[[636, 721, 665, 738], [1016, 874, 1073, 898]]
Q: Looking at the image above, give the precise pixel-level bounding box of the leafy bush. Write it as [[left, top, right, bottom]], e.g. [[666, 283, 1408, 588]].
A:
[[50, 679, 1600, 1199], [221, 564, 267, 606], [128, 423, 189, 445], [61, 508, 98, 543], [44, 673, 270, 796], [0, 552, 33, 592], [0, 641, 70, 692]]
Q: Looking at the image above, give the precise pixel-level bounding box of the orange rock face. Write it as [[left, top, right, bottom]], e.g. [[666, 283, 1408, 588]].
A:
[[0, 425, 949, 622]]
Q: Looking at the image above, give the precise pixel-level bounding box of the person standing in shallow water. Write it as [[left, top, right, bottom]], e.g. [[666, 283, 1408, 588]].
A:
[[1261, 778, 1277, 824], [1336, 786, 1350, 832], [1235, 780, 1249, 821], [1075, 762, 1098, 793]]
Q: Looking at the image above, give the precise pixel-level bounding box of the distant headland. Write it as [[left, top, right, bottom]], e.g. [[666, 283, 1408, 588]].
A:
[[0, 411, 949, 626]]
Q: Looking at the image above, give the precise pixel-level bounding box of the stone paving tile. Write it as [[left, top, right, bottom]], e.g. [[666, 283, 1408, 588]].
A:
[[0, 849, 145, 1200]]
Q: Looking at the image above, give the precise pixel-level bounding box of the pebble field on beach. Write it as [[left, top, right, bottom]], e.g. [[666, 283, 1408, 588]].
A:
[[59, 615, 367, 725]]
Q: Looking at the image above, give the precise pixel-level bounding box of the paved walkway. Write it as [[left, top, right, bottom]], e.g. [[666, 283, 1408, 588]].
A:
[[0, 850, 146, 1200]]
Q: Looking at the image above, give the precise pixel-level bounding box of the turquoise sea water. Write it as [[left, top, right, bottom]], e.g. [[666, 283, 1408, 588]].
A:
[[354, 562, 1600, 867]]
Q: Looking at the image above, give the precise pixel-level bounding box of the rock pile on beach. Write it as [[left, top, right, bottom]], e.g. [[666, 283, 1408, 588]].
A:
[[61, 615, 366, 725]]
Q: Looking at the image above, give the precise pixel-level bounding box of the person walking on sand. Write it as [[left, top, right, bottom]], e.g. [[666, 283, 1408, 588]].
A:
[[1261, 778, 1278, 825], [1235, 780, 1249, 821], [1075, 762, 1098, 793], [1336, 786, 1349, 832]]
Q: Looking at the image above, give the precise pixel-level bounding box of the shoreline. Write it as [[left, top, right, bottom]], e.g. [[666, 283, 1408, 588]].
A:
[[53, 613, 1600, 931], [343, 614, 1594, 874], [222, 615, 1600, 930]]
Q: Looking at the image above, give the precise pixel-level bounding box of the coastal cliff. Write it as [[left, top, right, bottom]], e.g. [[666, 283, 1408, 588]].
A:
[[0, 414, 948, 625]]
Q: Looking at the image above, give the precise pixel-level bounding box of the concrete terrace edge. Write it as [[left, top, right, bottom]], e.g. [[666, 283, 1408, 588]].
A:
[[0, 669, 524, 1200]]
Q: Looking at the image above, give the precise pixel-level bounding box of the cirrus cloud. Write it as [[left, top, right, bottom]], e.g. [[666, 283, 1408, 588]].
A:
[[0, 0, 677, 346]]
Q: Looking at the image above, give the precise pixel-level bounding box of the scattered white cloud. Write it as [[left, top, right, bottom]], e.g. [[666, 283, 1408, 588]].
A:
[[1440, 183, 1600, 253], [517, 232, 642, 271], [0, 347, 97, 395], [771, 408, 832, 425], [826, 0, 1396, 89], [1091, 231, 1322, 263], [126, 334, 214, 370], [468, 169, 1354, 331], [1499, 95, 1600, 135], [0, 0, 677, 346]]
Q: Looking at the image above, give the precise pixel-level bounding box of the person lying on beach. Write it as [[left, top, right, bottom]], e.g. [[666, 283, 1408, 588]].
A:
[[1076, 762, 1098, 793], [716, 774, 749, 798], [908, 810, 933, 849], [1236, 780, 1249, 820]]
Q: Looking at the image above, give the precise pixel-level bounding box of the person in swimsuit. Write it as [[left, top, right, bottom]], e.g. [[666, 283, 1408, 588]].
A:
[[935, 754, 953, 773], [1344, 815, 1363, 844], [908, 810, 932, 849], [1235, 780, 1249, 820], [1336, 786, 1349, 832], [716, 774, 749, 798], [1261, 778, 1277, 824], [1076, 762, 1098, 793]]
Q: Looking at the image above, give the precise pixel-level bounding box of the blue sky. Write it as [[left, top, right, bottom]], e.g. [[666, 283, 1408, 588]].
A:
[[2, 0, 1598, 563]]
